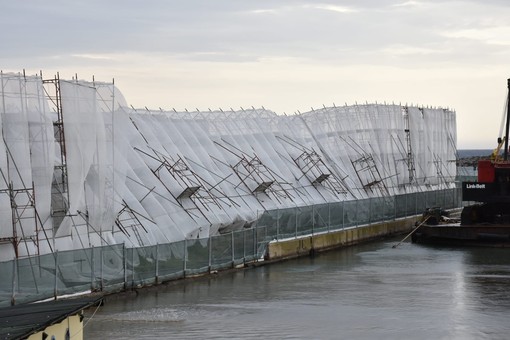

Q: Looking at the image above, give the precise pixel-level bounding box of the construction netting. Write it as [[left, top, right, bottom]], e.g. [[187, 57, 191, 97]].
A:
[[0, 72, 457, 261]]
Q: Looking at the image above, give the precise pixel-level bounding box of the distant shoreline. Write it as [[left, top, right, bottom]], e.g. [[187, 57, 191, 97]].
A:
[[457, 149, 491, 167], [457, 149, 491, 158]]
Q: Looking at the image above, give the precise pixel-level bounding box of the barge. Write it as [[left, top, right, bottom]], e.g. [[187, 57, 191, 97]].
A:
[[413, 79, 510, 247]]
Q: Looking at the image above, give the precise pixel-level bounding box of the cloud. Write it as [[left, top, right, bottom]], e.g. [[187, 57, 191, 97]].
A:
[[2, 0, 510, 148], [248, 3, 358, 16], [71, 54, 116, 61], [442, 26, 510, 46], [250, 9, 278, 14], [308, 4, 358, 13], [381, 44, 447, 56], [392, 1, 425, 7]]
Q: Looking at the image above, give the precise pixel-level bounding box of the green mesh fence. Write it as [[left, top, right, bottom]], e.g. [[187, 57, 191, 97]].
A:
[[0, 188, 461, 305]]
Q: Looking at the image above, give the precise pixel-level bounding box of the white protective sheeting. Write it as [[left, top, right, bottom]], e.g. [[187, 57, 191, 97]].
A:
[[0, 73, 55, 259], [0, 73, 457, 261]]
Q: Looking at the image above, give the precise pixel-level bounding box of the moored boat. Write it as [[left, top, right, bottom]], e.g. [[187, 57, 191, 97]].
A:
[[412, 79, 510, 247]]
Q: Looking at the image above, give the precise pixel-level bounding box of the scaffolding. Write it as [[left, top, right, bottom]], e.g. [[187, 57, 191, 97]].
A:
[[142, 148, 226, 210], [402, 106, 416, 184], [215, 139, 294, 205], [277, 135, 348, 196], [0, 72, 54, 258], [114, 200, 153, 247], [42, 73, 69, 231], [129, 112, 235, 226], [0, 182, 38, 257], [351, 154, 390, 196], [0, 72, 458, 262]]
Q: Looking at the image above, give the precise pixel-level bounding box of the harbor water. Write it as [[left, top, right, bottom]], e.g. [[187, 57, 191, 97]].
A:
[[84, 237, 510, 339]]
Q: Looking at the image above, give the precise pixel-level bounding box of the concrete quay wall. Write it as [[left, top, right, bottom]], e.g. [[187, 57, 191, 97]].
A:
[[265, 216, 421, 261]]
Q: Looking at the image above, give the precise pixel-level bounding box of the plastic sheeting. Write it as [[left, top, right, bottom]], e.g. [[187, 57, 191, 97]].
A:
[[0, 73, 457, 261], [0, 73, 54, 260]]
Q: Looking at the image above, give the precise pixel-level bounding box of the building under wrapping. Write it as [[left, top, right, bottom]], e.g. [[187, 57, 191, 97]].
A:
[[0, 72, 457, 263]]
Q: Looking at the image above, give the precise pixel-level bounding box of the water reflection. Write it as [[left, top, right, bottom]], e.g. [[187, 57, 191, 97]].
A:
[[85, 239, 510, 339]]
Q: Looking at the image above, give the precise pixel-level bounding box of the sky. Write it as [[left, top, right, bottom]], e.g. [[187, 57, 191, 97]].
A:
[[1, 0, 510, 149]]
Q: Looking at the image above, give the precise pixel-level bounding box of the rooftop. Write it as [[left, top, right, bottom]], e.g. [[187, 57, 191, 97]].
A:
[[0, 297, 101, 340]]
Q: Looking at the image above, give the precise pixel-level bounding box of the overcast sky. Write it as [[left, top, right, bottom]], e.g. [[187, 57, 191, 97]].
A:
[[2, 0, 510, 149]]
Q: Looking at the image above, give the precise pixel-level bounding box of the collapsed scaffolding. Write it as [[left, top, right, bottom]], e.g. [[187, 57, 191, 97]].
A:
[[0, 71, 457, 261]]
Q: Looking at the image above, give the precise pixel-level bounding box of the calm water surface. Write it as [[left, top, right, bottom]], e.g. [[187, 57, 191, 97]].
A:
[[84, 238, 510, 339]]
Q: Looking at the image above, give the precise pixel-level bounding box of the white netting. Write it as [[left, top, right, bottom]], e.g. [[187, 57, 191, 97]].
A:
[[0, 73, 56, 258], [0, 73, 457, 260]]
